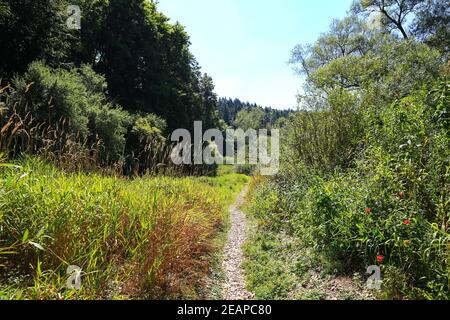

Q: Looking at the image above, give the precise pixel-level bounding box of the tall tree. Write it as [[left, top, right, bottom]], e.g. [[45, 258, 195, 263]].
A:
[[0, 0, 74, 80], [411, 0, 450, 53], [74, 0, 219, 131], [290, 13, 442, 110], [234, 108, 267, 131], [352, 0, 423, 39], [290, 16, 373, 79]]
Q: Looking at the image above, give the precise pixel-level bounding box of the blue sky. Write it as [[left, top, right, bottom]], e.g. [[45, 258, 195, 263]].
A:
[[158, 0, 354, 110]]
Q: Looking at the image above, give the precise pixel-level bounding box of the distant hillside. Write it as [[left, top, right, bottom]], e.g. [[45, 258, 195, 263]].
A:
[[218, 97, 292, 128]]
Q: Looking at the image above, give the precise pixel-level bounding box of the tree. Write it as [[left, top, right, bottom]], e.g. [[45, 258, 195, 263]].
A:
[[0, 0, 74, 81], [411, 0, 450, 53], [218, 98, 254, 125], [218, 98, 291, 128], [0, 0, 222, 175], [71, 0, 219, 132], [288, 11, 443, 173], [7, 62, 131, 164], [198, 74, 221, 130], [234, 108, 267, 131], [290, 15, 441, 105], [352, 0, 423, 39], [290, 16, 374, 79]]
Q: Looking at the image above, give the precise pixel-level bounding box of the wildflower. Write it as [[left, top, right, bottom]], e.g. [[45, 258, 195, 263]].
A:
[[403, 219, 411, 225], [365, 208, 372, 214], [403, 240, 411, 247], [399, 192, 405, 199], [376, 255, 384, 263]]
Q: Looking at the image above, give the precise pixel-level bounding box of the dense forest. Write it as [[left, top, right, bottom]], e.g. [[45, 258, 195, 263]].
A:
[[218, 97, 292, 128], [0, 0, 449, 301]]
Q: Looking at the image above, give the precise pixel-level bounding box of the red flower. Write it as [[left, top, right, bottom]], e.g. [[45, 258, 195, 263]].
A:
[[399, 192, 405, 199], [403, 219, 411, 225], [365, 208, 372, 214], [376, 255, 384, 263]]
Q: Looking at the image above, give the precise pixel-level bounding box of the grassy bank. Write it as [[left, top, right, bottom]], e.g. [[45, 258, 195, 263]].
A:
[[0, 159, 248, 300], [242, 176, 373, 300]]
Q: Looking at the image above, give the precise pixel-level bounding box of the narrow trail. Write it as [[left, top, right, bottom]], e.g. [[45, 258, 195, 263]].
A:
[[222, 187, 254, 300]]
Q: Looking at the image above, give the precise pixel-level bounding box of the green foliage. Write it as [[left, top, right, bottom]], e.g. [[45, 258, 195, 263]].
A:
[[1, 0, 220, 134], [290, 16, 373, 78], [411, 0, 450, 54], [122, 113, 169, 175], [353, 0, 449, 52], [0, 2, 11, 24], [79, 65, 131, 164], [243, 231, 297, 300], [5, 62, 131, 164], [282, 89, 363, 174], [234, 108, 267, 131], [0, 0, 74, 79], [234, 164, 257, 176], [242, 178, 298, 300], [218, 98, 257, 125], [289, 40, 441, 175], [87, 104, 131, 164], [218, 97, 291, 128], [297, 37, 441, 104], [261, 6, 450, 300], [9, 62, 91, 136], [71, 0, 220, 131], [352, 0, 422, 39], [243, 176, 373, 300], [248, 181, 284, 231], [131, 114, 167, 142], [264, 78, 450, 299], [0, 158, 249, 299]]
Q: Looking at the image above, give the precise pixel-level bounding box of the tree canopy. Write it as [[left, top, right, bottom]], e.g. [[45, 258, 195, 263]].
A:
[[0, 0, 220, 133]]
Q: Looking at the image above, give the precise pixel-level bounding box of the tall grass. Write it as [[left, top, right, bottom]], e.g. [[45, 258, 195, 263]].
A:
[[0, 158, 248, 299], [1, 81, 216, 177], [0, 101, 101, 172]]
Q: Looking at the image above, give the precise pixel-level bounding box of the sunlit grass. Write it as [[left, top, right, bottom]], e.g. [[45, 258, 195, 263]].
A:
[[0, 159, 249, 300]]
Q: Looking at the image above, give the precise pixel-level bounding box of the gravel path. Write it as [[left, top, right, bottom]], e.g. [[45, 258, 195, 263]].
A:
[[222, 187, 254, 300]]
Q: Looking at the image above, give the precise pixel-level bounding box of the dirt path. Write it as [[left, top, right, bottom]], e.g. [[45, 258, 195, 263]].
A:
[[222, 187, 254, 300]]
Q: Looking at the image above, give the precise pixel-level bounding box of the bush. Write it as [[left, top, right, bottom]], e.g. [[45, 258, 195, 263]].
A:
[[8, 61, 91, 137], [123, 113, 168, 175], [281, 88, 363, 175], [3, 62, 131, 165], [87, 104, 131, 164], [251, 77, 449, 299]]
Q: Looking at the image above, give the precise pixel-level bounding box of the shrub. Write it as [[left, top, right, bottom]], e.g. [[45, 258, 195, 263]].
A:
[[123, 113, 168, 175], [281, 88, 363, 175], [251, 77, 449, 299], [3, 62, 131, 165], [87, 104, 131, 164], [234, 164, 256, 176]]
